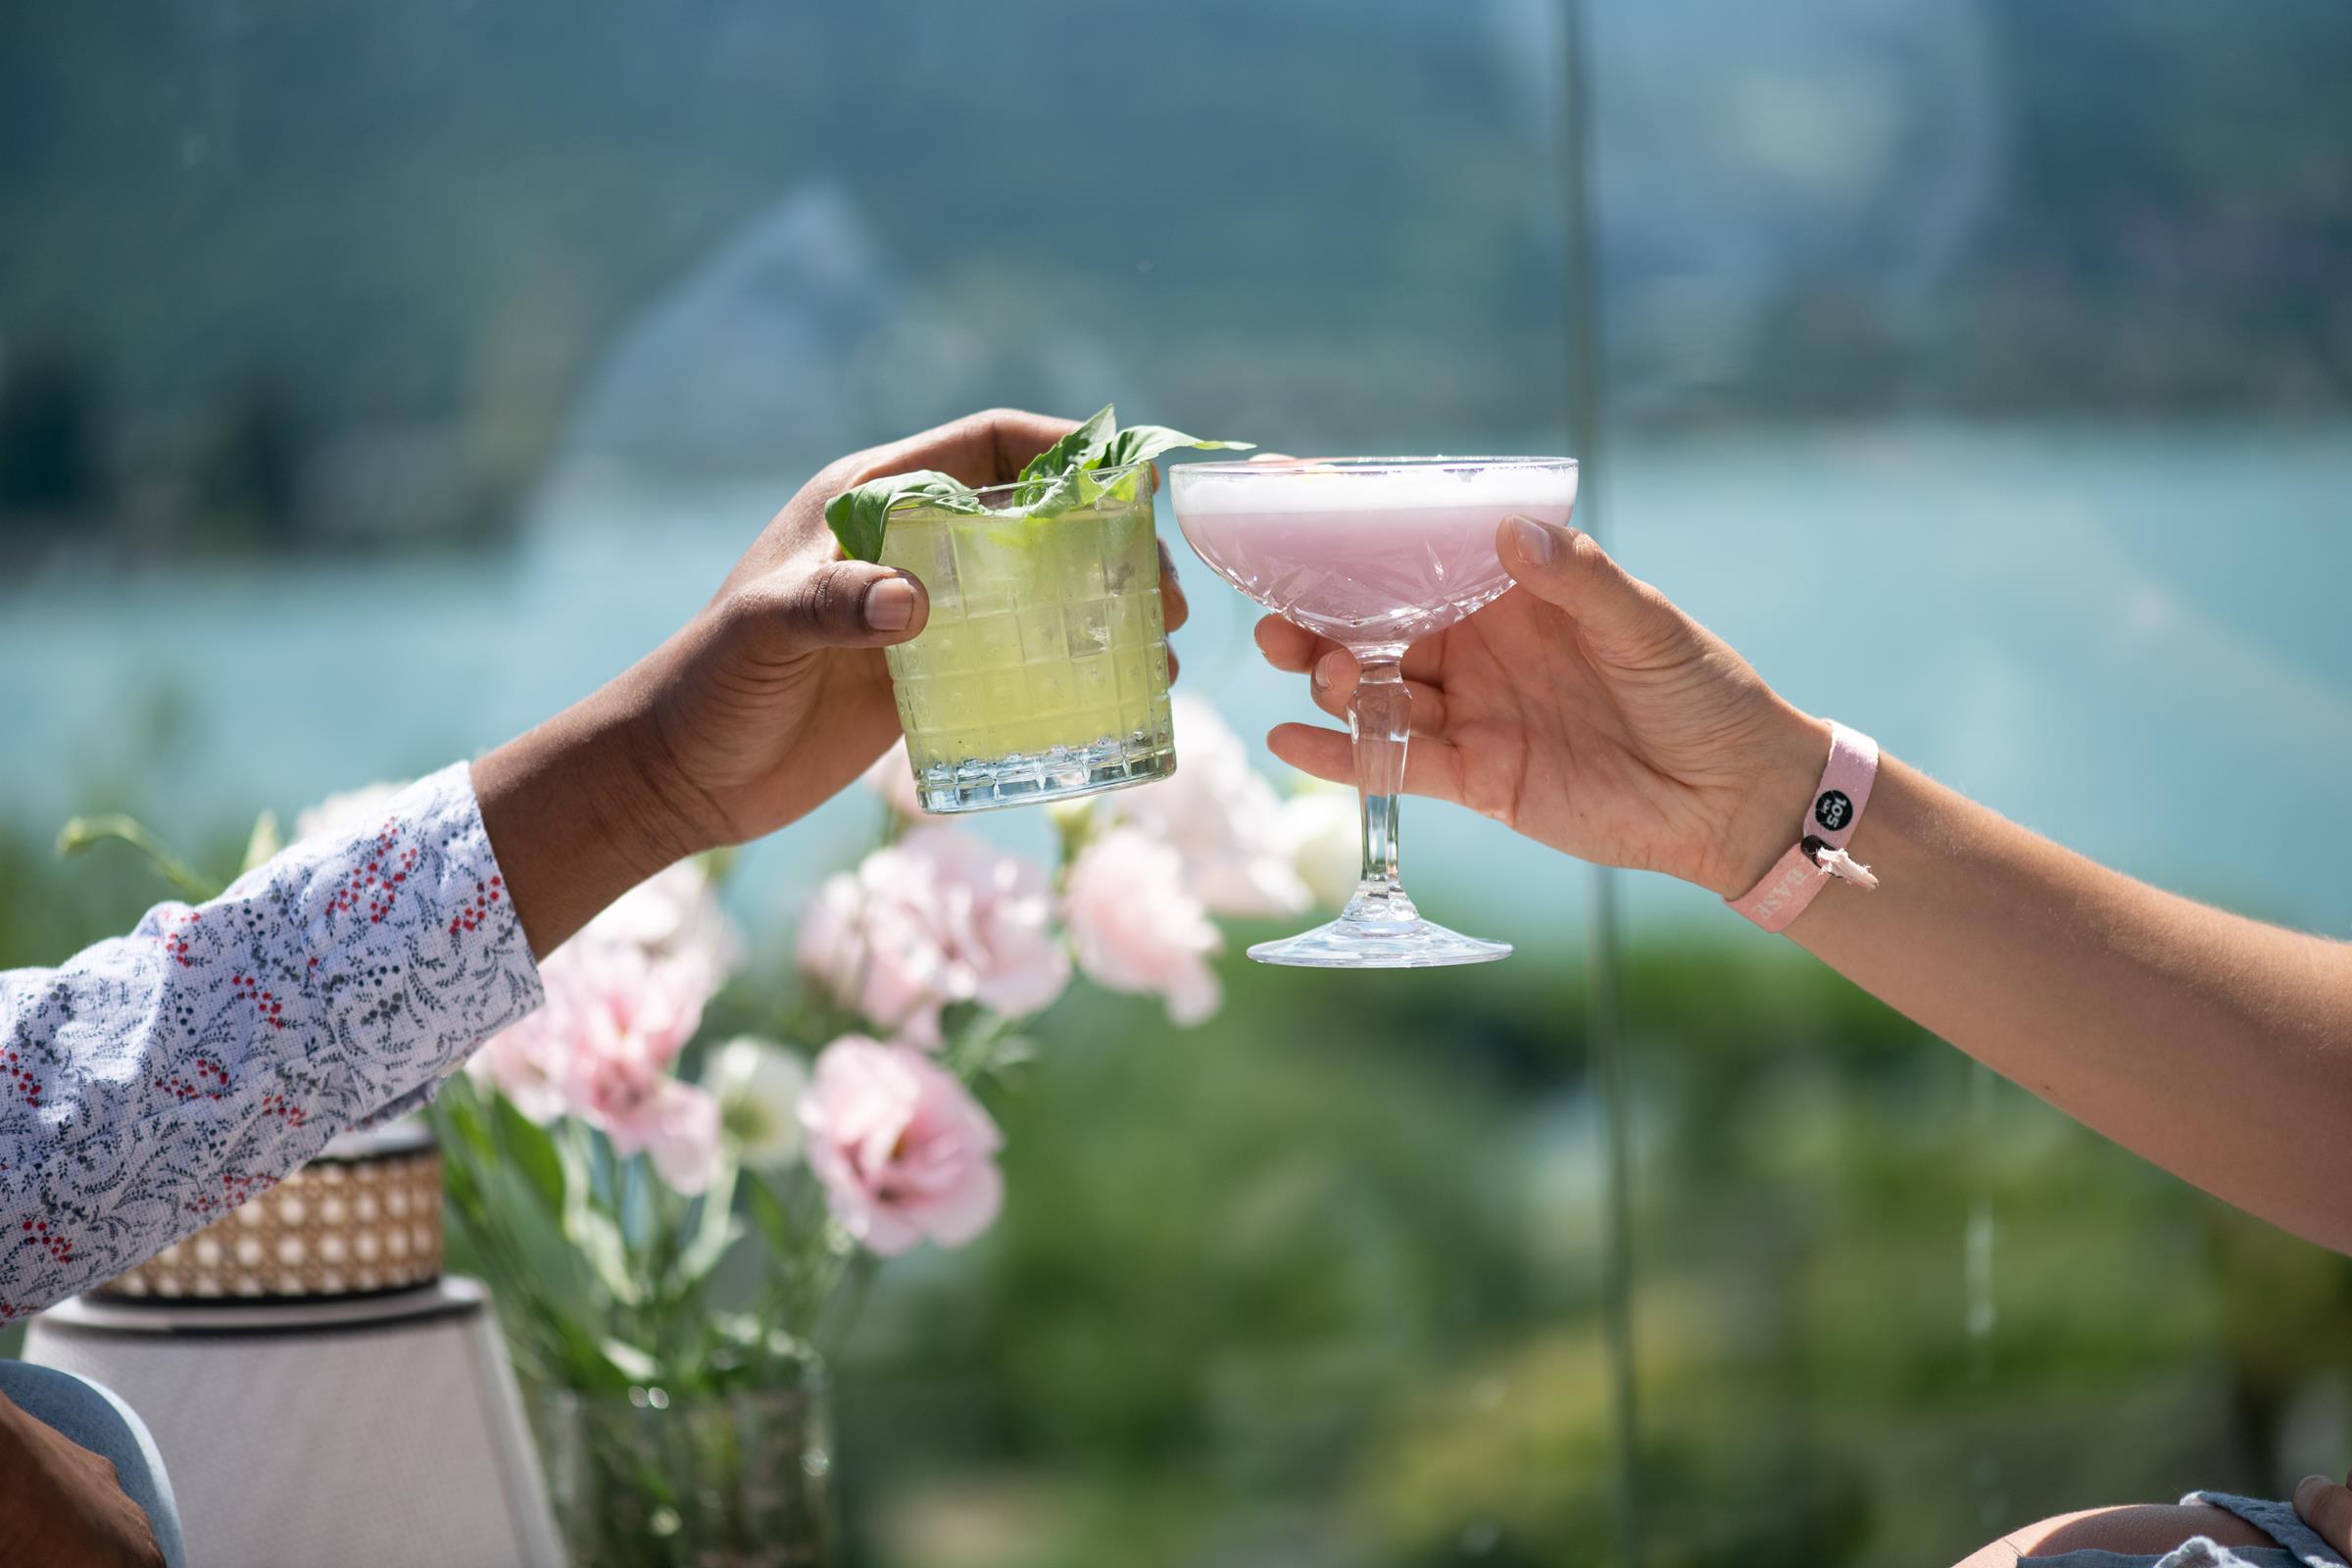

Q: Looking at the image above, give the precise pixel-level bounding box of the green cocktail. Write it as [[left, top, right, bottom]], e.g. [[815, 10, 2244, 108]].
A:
[[827, 404, 1250, 815], [877, 465, 1174, 811]]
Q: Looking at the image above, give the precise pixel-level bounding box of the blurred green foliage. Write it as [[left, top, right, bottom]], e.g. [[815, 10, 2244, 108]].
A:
[[8, 825, 2352, 1564], [828, 938, 2352, 1567]]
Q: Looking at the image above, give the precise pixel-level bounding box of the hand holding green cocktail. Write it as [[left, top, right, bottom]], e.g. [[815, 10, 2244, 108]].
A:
[[828, 406, 1247, 813]]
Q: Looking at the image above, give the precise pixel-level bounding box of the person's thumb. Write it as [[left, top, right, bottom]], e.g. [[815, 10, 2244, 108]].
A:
[[2294, 1471, 2352, 1557], [1495, 515, 1679, 651], [730, 560, 929, 657]]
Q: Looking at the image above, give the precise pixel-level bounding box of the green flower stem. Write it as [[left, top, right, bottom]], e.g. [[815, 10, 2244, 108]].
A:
[[55, 814, 223, 902]]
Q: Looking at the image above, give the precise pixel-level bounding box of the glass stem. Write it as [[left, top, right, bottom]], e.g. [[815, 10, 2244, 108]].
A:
[[1348, 652, 1418, 923]]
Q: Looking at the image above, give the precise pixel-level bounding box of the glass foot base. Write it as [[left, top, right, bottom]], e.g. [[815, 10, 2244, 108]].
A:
[[1247, 915, 1511, 969], [915, 731, 1174, 814]]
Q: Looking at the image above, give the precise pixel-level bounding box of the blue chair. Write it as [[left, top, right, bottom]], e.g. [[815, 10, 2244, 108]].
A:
[[0, 1358, 187, 1567]]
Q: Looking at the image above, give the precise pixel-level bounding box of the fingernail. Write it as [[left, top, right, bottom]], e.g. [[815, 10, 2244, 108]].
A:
[[1313, 651, 1344, 690], [1504, 514, 1554, 565], [865, 577, 917, 631]]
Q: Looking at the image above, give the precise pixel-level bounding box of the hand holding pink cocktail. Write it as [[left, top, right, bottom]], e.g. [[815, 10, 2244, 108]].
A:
[[1169, 457, 1579, 967]]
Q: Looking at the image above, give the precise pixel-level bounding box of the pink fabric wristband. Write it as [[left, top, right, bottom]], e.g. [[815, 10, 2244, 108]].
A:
[[1725, 721, 1882, 934]]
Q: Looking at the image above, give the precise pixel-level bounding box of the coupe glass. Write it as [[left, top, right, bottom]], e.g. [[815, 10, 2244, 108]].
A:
[[1169, 456, 1579, 967]]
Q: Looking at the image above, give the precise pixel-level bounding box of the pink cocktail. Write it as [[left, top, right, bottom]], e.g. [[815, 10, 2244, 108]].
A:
[[1170, 457, 1580, 968]]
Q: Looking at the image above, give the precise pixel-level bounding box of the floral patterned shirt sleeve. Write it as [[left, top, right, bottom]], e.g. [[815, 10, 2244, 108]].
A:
[[0, 762, 543, 1320]]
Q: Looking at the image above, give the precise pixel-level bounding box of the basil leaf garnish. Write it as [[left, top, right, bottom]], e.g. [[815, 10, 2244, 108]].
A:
[[823, 470, 983, 561], [824, 411, 1252, 556]]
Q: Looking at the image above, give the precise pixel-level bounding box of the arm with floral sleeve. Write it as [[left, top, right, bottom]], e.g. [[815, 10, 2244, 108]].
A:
[[0, 763, 542, 1318], [0, 407, 1118, 1320]]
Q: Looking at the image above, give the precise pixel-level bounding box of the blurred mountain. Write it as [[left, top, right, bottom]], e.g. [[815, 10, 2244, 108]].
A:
[[1, 0, 2347, 553], [564, 184, 906, 476], [560, 183, 1131, 477]]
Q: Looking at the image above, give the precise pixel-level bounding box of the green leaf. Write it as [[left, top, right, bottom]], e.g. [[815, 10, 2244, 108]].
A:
[[741, 1169, 802, 1261], [1102, 424, 1254, 471], [986, 1035, 1040, 1072], [55, 814, 223, 902], [436, 1121, 490, 1226], [1028, 419, 1250, 514], [598, 1337, 662, 1385], [1023, 463, 1111, 519], [432, 1076, 494, 1162], [493, 1093, 567, 1217], [1016, 403, 1117, 497], [676, 1155, 742, 1287], [936, 999, 988, 1042], [823, 468, 983, 561], [557, 1122, 641, 1306], [240, 811, 282, 874], [538, 1315, 635, 1395], [827, 413, 1254, 543]]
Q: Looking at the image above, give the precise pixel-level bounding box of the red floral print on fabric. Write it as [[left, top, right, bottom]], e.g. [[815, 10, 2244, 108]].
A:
[[183, 1171, 278, 1218], [5, 1049, 41, 1109], [155, 1056, 230, 1102], [230, 971, 286, 1031], [19, 1215, 74, 1267], [448, 873, 505, 938], [0, 762, 542, 1318], [159, 908, 202, 967], [330, 821, 420, 926]]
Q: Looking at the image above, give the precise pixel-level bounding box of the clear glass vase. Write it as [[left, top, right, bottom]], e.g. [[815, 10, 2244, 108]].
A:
[[530, 1371, 836, 1568]]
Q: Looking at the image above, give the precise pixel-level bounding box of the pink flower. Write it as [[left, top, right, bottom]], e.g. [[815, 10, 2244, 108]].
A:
[[1062, 826, 1222, 1025], [796, 826, 1069, 1047], [468, 934, 725, 1193], [1107, 696, 1310, 918], [466, 1004, 571, 1123], [292, 781, 410, 844], [861, 739, 927, 819], [798, 1036, 1004, 1256], [553, 945, 708, 1110], [602, 1076, 723, 1195], [585, 860, 740, 995]]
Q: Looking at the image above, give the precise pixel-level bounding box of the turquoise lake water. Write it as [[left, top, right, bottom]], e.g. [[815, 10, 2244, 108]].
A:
[[5, 419, 2348, 945]]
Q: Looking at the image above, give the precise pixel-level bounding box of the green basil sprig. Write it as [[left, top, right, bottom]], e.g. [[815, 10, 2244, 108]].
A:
[[823, 405, 1250, 562]]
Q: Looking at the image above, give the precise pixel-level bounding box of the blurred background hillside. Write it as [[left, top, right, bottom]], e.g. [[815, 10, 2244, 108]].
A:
[[4, 1, 2350, 1564], [6, 0, 2349, 558]]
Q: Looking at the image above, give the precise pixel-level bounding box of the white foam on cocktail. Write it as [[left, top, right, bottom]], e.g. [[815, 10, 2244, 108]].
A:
[[1169, 464, 1578, 515], [1172, 462, 1577, 647]]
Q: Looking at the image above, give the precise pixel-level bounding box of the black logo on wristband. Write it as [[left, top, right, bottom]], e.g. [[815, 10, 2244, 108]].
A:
[[1813, 790, 1853, 833]]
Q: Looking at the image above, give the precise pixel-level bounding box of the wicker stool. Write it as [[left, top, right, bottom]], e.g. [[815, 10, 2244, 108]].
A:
[[24, 1123, 562, 1568]]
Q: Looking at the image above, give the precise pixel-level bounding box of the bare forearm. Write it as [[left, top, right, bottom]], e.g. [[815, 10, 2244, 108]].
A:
[[1784, 752, 2352, 1251], [1269, 519, 2352, 1254], [471, 665, 700, 961]]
